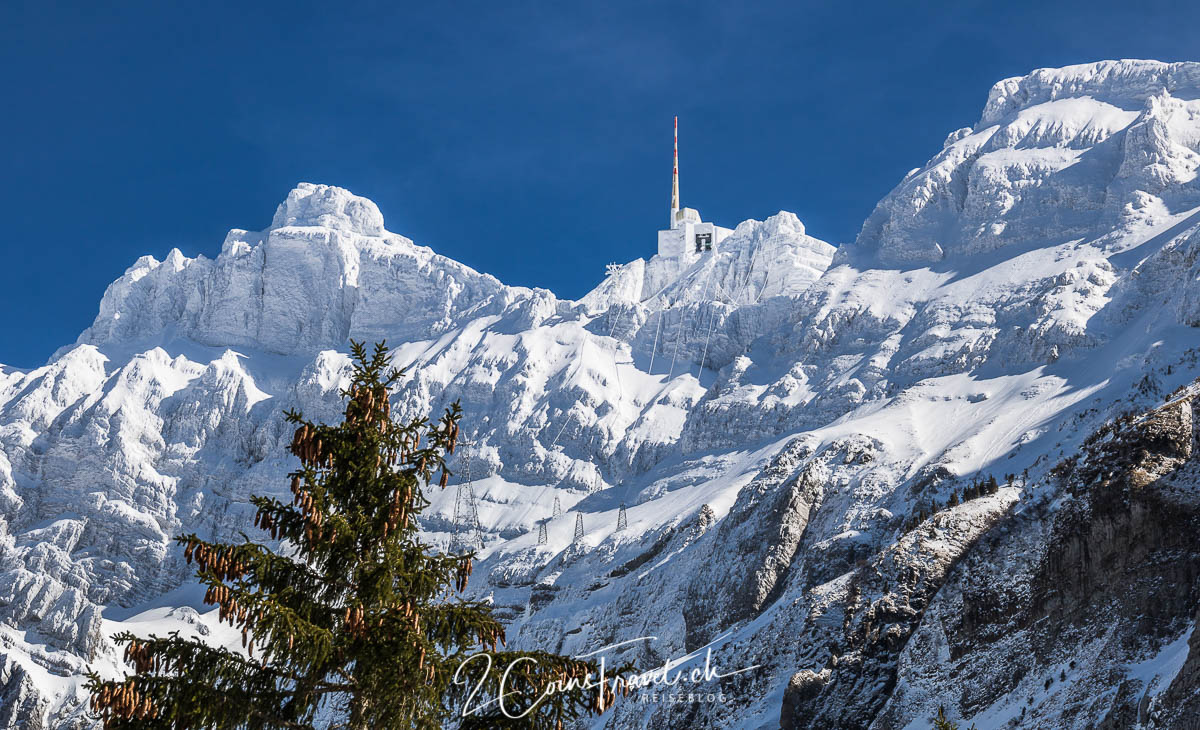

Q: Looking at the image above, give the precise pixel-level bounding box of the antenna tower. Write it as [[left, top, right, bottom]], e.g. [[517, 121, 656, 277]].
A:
[[670, 116, 680, 228]]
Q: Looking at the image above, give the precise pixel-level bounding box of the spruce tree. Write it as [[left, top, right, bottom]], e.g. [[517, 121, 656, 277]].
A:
[[932, 706, 953, 729], [86, 342, 621, 729], [931, 705, 976, 730]]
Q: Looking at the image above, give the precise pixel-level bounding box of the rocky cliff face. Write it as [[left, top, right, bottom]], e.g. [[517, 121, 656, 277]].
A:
[[3, 60, 1200, 729], [782, 389, 1200, 729]]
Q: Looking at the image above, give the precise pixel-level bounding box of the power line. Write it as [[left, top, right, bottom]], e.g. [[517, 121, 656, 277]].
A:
[[695, 237, 766, 378], [648, 305, 663, 374], [668, 301, 684, 379], [694, 262, 721, 378]]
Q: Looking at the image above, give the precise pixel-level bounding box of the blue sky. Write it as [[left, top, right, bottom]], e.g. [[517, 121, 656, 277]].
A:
[[3, 0, 1198, 367]]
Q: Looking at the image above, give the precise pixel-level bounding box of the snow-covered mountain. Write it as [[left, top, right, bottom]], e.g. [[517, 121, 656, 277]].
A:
[[4, 59, 1200, 729]]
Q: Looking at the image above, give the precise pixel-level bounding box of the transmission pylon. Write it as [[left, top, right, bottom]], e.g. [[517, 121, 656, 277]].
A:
[[552, 495, 562, 518], [450, 437, 485, 552], [573, 513, 584, 544], [616, 503, 627, 531], [537, 521, 548, 545]]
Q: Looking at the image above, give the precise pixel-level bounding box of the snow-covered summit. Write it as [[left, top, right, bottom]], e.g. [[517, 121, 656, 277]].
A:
[[979, 59, 1200, 127], [268, 182, 385, 235], [78, 183, 522, 356], [853, 59, 1200, 266], [580, 210, 835, 312]]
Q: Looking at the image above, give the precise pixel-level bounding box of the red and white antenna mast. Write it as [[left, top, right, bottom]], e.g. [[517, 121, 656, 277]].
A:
[[670, 116, 680, 229]]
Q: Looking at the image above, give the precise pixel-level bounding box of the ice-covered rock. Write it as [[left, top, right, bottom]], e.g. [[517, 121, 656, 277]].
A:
[[77, 183, 519, 355], [580, 211, 835, 311], [269, 182, 386, 235], [853, 59, 1200, 267]]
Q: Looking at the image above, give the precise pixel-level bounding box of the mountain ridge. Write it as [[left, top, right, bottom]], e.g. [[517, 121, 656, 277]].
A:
[[3, 59, 1200, 728]]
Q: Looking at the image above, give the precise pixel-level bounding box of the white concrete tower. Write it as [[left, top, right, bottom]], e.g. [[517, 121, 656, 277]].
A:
[[670, 115, 680, 230], [656, 117, 733, 261]]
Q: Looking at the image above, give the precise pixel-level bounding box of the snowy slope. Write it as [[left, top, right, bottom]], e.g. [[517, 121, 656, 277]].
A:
[[3, 60, 1200, 729]]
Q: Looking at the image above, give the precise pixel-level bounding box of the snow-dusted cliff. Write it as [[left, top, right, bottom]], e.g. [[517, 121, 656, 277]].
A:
[[4, 60, 1200, 729]]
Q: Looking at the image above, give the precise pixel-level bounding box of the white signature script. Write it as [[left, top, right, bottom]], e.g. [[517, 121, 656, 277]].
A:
[[453, 636, 759, 718]]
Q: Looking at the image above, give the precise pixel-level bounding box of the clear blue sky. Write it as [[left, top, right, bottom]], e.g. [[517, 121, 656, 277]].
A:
[[3, 0, 1198, 367]]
